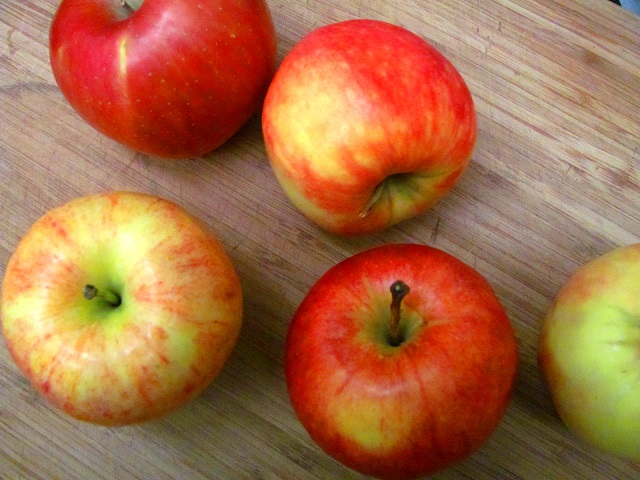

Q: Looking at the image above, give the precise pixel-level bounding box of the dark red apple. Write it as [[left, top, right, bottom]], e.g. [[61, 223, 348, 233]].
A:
[[50, 0, 277, 158]]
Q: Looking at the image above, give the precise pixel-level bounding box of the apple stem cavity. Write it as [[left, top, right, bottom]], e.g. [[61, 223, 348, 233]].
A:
[[84, 284, 122, 307], [389, 280, 410, 347]]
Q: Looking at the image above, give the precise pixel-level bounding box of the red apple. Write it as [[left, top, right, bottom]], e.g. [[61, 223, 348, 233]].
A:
[[1, 191, 243, 425], [262, 20, 477, 235], [49, 0, 277, 158], [285, 244, 518, 479]]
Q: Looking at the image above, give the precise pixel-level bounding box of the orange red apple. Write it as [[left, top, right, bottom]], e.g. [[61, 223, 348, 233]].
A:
[[263, 20, 477, 235], [285, 244, 518, 478]]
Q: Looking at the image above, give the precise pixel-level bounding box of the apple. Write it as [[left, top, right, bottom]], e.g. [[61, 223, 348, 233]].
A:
[[262, 19, 477, 235], [49, 0, 277, 159], [0, 191, 243, 425], [285, 244, 518, 479], [539, 243, 640, 460]]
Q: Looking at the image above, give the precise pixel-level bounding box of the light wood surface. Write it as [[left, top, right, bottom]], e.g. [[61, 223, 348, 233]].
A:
[[1, 1, 639, 479]]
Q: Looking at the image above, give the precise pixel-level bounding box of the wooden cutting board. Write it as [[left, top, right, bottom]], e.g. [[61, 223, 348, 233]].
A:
[[1, 0, 639, 478]]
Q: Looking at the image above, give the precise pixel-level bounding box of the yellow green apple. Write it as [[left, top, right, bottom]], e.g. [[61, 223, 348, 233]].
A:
[[539, 243, 640, 460]]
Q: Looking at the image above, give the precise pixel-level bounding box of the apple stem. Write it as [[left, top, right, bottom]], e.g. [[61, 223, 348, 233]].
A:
[[389, 280, 410, 347], [359, 182, 385, 218], [120, 0, 142, 13], [84, 284, 122, 307]]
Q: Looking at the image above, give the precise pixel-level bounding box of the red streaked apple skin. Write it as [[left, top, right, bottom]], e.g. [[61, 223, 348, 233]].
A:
[[285, 244, 518, 479], [539, 243, 640, 460], [262, 20, 477, 235], [49, 0, 276, 158], [1, 192, 243, 425]]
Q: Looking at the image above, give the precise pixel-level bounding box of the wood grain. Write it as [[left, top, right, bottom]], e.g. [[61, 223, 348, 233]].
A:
[[1, 0, 639, 478]]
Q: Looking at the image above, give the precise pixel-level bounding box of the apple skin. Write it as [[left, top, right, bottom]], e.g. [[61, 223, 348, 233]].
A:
[[49, 0, 276, 159], [285, 244, 518, 479], [539, 243, 640, 461], [262, 20, 477, 235], [1, 191, 243, 425]]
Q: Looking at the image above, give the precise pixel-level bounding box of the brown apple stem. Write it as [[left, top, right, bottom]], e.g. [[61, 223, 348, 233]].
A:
[[389, 280, 410, 346], [120, 0, 141, 13], [359, 182, 385, 218], [84, 284, 121, 307]]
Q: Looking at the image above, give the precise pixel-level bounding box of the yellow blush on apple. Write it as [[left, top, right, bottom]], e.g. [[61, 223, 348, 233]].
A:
[[1, 191, 243, 425]]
